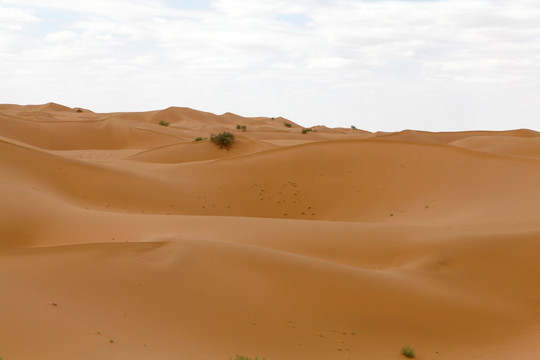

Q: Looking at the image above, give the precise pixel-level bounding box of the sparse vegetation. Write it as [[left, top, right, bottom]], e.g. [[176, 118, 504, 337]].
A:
[[301, 127, 313, 134], [236, 124, 247, 132], [210, 131, 235, 150], [401, 345, 415, 358], [230, 356, 265, 360], [159, 120, 170, 126], [76, 108, 83, 113], [109, 339, 115, 344], [351, 125, 357, 130], [194, 137, 206, 142], [51, 302, 58, 306], [284, 122, 292, 128]]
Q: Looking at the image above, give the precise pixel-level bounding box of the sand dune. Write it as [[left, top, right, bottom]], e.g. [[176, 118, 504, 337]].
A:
[[450, 135, 540, 158], [1, 103, 540, 360]]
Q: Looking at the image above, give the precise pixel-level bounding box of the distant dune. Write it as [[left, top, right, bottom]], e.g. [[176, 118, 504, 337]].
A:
[[1, 103, 540, 360]]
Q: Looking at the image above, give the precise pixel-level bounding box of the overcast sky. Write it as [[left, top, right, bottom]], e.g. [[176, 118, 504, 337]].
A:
[[1, 0, 540, 131]]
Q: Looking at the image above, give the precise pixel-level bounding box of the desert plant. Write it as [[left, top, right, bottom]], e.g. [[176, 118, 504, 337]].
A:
[[210, 131, 235, 149], [109, 339, 115, 344], [301, 127, 313, 134], [236, 124, 247, 132], [351, 125, 357, 130], [284, 122, 292, 128], [401, 345, 415, 358], [159, 120, 170, 126], [76, 108, 83, 113], [194, 137, 206, 142]]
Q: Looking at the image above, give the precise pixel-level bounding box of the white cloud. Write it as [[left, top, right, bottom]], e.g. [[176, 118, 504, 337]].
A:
[[0, 5, 38, 50], [1, 0, 540, 131], [44, 30, 77, 42], [0, 6, 38, 29], [212, 0, 309, 17], [307, 57, 353, 69]]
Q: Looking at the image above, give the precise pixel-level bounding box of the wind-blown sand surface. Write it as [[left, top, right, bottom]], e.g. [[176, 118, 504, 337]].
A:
[[1, 103, 540, 359]]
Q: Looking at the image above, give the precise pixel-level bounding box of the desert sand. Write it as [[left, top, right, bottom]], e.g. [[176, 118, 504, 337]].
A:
[[1, 103, 540, 359]]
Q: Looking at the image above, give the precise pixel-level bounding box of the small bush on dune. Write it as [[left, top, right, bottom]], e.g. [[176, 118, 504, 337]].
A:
[[76, 108, 83, 113], [284, 122, 292, 128], [236, 124, 247, 132], [401, 345, 415, 358], [301, 127, 313, 134], [159, 120, 170, 126], [231, 355, 265, 360], [194, 137, 206, 142], [210, 131, 235, 149]]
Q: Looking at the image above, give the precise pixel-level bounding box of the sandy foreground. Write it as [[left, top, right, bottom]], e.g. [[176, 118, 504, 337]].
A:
[[1, 103, 540, 359]]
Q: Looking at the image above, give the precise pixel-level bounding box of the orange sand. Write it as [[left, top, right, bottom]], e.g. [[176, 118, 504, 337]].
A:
[[1, 103, 540, 359]]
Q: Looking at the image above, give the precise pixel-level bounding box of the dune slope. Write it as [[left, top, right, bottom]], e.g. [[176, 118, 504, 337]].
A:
[[1, 103, 540, 360]]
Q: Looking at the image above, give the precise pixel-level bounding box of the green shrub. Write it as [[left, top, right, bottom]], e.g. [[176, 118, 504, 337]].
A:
[[76, 108, 83, 113], [301, 127, 313, 134], [194, 137, 206, 142], [230, 356, 265, 360], [351, 125, 357, 130], [159, 120, 170, 126], [210, 131, 235, 149], [236, 124, 247, 132], [284, 122, 292, 128], [401, 345, 415, 358]]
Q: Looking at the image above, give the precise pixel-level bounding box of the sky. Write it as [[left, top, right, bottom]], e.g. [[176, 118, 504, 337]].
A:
[[1, 0, 540, 131]]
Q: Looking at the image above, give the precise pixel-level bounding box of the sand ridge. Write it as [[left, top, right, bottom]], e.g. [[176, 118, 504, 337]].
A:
[[1, 103, 540, 359]]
